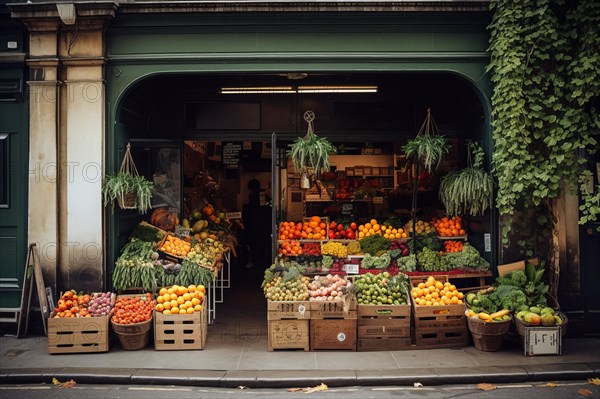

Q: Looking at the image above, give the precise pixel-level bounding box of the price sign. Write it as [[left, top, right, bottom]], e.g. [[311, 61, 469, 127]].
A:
[[222, 141, 242, 169], [372, 196, 384, 204], [524, 327, 562, 356], [341, 203, 353, 215], [342, 263, 359, 274], [484, 233, 491, 252]]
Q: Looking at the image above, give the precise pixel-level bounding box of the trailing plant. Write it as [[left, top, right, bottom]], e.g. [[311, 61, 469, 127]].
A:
[[488, 0, 600, 247], [102, 171, 154, 214], [439, 142, 494, 216], [288, 110, 336, 174]]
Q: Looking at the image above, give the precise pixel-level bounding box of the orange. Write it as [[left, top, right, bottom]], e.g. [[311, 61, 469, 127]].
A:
[[177, 296, 185, 305], [156, 296, 164, 304], [194, 304, 202, 311], [155, 304, 164, 312], [171, 306, 179, 314], [163, 309, 171, 315], [186, 307, 195, 314], [163, 301, 172, 310], [191, 297, 200, 306], [159, 288, 168, 296], [179, 309, 187, 315]]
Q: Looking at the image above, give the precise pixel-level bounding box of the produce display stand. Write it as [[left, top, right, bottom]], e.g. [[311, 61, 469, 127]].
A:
[[154, 308, 208, 350], [47, 314, 110, 354], [357, 304, 412, 351], [310, 299, 358, 351]]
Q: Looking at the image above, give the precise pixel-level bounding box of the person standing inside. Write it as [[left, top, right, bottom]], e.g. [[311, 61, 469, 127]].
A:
[[242, 179, 272, 269]]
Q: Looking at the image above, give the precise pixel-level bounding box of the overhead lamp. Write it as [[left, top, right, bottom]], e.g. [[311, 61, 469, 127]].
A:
[[220, 86, 295, 94], [56, 3, 77, 25], [297, 86, 378, 93]]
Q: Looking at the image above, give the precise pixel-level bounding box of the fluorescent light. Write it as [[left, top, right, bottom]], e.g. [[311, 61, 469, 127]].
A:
[[220, 86, 295, 94], [219, 85, 378, 94], [298, 86, 378, 93]]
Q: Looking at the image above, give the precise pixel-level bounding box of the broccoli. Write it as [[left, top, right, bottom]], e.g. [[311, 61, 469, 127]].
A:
[[495, 270, 527, 288], [493, 285, 527, 312]]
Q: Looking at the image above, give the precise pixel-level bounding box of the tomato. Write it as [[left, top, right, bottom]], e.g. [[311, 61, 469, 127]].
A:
[[337, 224, 344, 231], [350, 222, 357, 230]]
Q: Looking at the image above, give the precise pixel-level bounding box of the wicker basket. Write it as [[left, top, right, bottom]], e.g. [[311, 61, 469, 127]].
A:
[[111, 318, 152, 350], [117, 191, 137, 209], [467, 315, 512, 352]]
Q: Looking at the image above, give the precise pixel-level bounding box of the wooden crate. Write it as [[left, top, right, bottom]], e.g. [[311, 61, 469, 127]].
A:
[[310, 319, 357, 351], [357, 304, 411, 351], [310, 298, 357, 319], [413, 325, 470, 348], [268, 319, 310, 351], [357, 304, 411, 338], [267, 301, 311, 320], [154, 309, 207, 351], [48, 315, 110, 354]]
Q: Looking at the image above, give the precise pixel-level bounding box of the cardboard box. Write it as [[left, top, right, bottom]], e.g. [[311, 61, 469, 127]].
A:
[[310, 319, 357, 350], [154, 309, 207, 350], [48, 315, 110, 354], [268, 319, 309, 351], [497, 257, 538, 277]]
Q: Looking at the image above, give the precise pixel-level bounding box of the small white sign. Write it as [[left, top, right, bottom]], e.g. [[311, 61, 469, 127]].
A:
[[484, 233, 491, 252], [337, 332, 346, 342], [226, 212, 242, 219], [525, 327, 562, 356], [342, 264, 359, 274], [7, 41, 18, 49], [372, 196, 384, 204]]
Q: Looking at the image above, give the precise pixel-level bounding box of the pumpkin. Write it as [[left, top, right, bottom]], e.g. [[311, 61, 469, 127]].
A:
[[150, 207, 179, 231]]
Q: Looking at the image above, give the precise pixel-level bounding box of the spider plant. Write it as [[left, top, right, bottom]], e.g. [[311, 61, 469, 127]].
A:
[[439, 142, 494, 216], [102, 171, 154, 213], [288, 132, 336, 174]]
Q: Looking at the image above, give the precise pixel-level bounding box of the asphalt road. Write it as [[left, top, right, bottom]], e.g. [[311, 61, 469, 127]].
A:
[[0, 381, 598, 399]]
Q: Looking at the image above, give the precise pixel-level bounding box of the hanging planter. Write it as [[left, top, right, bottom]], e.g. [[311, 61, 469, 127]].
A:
[[102, 143, 154, 213], [402, 109, 450, 174], [439, 142, 494, 216], [288, 110, 336, 186]]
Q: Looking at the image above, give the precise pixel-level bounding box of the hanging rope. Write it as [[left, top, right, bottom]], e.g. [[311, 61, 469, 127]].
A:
[[119, 143, 139, 176]]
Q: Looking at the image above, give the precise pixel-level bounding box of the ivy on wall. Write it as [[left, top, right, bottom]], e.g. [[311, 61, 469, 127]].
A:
[[488, 0, 600, 251]]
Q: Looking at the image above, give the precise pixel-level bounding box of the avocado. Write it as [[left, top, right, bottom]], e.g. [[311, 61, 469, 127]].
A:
[[529, 306, 542, 315]]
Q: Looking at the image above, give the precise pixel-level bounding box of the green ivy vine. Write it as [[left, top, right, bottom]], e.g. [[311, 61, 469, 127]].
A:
[[488, 0, 600, 249]]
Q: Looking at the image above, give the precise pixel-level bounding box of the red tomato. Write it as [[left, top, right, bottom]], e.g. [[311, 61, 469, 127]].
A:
[[350, 222, 357, 230]]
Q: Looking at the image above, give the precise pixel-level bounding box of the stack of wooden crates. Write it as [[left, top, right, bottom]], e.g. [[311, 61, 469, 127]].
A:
[[154, 308, 208, 350], [267, 301, 311, 351], [357, 303, 412, 351], [310, 299, 357, 351], [410, 277, 469, 348]]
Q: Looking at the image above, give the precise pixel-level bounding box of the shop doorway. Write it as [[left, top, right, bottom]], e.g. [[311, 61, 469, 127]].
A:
[[108, 72, 490, 330]]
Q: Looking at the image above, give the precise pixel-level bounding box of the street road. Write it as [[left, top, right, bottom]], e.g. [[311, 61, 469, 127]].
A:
[[0, 381, 598, 399]]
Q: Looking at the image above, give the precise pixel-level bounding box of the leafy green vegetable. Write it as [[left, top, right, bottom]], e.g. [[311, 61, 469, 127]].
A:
[[396, 255, 417, 272], [408, 233, 442, 253], [358, 235, 390, 256], [361, 253, 391, 269], [441, 244, 490, 270], [417, 247, 444, 272]]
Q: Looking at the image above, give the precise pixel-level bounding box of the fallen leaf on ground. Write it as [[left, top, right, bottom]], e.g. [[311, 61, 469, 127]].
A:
[[542, 382, 558, 387], [477, 383, 497, 391], [52, 378, 60, 385], [578, 388, 593, 397], [58, 380, 76, 389], [305, 383, 328, 394], [588, 378, 600, 385], [287, 383, 328, 394], [237, 386, 247, 390], [414, 382, 423, 387]]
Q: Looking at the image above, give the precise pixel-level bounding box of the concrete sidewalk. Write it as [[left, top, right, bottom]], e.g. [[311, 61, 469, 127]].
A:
[[1, 331, 599, 388]]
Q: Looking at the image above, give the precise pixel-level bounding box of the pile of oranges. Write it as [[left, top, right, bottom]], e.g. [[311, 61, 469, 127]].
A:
[[358, 219, 408, 239], [160, 235, 192, 258], [155, 284, 206, 315], [53, 290, 91, 318], [411, 276, 464, 306], [278, 221, 303, 240], [278, 240, 302, 256], [443, 240, 464, 253], [433, 216, 466, 237]]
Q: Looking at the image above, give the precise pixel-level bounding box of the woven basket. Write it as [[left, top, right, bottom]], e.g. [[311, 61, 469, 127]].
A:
[[467, 315, 512, 352], [117, 191, 137, 209], [111, 318, 152, 350]]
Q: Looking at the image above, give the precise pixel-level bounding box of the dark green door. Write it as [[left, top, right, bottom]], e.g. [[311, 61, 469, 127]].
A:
[[0, 100, 28, 312]]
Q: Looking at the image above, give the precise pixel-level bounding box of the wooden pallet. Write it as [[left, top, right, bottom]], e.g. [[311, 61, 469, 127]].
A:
[[310, 319, 357, 351], [268, 319, 310, 351], [48, 315, 110, 354], [267, 301, 311, 320], [154, 309, 207, 350]]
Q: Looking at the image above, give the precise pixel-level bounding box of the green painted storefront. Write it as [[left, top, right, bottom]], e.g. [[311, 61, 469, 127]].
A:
[[104, 11, 496, 279]]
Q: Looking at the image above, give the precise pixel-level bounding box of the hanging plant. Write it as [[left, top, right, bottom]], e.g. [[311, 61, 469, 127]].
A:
[[102, 143, 154, 214], [288, 110, 336, 175], [402, 109, 450, 173], [439, 142, 494, 216]]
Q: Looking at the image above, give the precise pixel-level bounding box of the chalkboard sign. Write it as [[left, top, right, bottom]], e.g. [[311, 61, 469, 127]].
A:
[[17, 243, 49, 337], [222, 141, 243, 169]]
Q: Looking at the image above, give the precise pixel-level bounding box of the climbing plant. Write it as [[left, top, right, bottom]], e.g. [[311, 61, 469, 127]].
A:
[[488, 0, 600, 252]]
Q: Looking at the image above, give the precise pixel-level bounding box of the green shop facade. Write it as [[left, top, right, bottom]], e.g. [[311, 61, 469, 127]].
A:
[[1, 1, 596, 333]]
